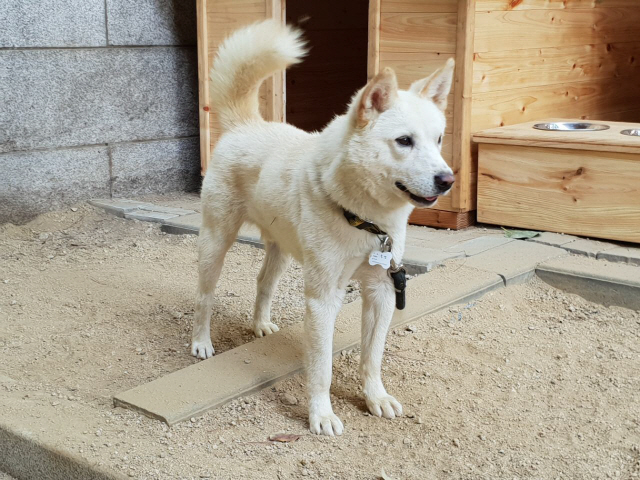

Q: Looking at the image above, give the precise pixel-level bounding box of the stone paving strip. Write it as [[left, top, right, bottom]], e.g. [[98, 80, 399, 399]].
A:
[[113, 265, 505, 425], [527, 231, 640, 266], [90, 198, 640, 267], [88, 198, 638, 423], [88, 199, 195, 223], [0, 396, 126, 480], [537, 256, 640, 311]]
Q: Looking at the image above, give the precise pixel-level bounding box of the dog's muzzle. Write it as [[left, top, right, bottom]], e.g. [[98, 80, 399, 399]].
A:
[[395, 182, 439, 206]]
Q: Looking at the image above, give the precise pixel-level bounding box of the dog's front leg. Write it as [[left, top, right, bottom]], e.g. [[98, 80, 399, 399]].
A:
[[304, 282, 345, 436], [358, 265, 403, 419]]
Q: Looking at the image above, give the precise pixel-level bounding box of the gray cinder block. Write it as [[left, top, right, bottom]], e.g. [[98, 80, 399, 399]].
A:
[[0, 48, 198, 153], [0, 147, 110, 224], [106, 0, 197, 46], [0, 0, 106, 48], [111, 137, 200, 196]]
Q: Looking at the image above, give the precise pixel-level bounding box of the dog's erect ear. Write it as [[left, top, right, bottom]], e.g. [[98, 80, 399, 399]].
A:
[[409, 58, 455, 111], [356, 68, 398, 128]]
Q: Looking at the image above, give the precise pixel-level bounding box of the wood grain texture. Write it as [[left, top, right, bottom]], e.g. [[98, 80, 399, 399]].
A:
[[381, 0, 457, 13], [379, 52, 452, 83], [202, 0, 283, 158], [472, 42, 640, 94], [451, 0, 474, 211], [409, 209, 476, 229], [441, 136, 454, 166], [377, 0, 467, 222], [473, 119, 640, 154], [594, 110, 640, 124], [476, 0, 638, 11], [471, 77, 640, 133], [207, 0, 265, 13], [474, 8, 640, 53], [206, 11, 267, 64], [368, 0, 381, 79], [380, 12, 457, 53], [477, 143, 640, 243], [378, 56, 455, 131], [266, 0, 285, 123], [197, 0, 211, 174]]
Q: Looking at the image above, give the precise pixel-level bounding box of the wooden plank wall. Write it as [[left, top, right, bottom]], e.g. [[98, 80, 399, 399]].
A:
[[472, 1, 640, 132], [379, 0, 459, 213], [199, 0, 284, 172]]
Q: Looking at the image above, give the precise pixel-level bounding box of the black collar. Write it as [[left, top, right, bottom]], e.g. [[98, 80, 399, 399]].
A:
[[343, 210, 387, 236]]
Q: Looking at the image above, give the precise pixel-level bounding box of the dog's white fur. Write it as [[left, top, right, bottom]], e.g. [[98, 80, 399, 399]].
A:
[[192, 20, 455, 436]]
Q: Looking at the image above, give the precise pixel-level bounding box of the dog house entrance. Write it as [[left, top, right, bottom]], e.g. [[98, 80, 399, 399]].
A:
[[285, 0, 369, 132]]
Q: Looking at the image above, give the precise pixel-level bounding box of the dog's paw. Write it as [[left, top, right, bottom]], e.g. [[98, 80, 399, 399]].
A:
[[254, 321, 279, 338], [365, 394, 403, 419], [309, 412, 344, 436], [191, 339, 214, 359]]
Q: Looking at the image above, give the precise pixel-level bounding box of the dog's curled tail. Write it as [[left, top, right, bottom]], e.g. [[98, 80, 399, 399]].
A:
[[209, 20, 306, 130]]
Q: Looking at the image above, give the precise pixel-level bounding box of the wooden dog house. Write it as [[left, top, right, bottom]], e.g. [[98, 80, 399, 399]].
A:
[[197, 0, 640, 229]]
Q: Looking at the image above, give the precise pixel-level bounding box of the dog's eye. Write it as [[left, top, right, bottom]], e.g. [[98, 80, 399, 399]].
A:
[[438, 135, 443, 145], [395, 136, 413, 147]]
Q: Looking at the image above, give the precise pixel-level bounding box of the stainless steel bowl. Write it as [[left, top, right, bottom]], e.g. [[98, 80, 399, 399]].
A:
[[533, 122, 610, 132], [620, 129, 640, 137]]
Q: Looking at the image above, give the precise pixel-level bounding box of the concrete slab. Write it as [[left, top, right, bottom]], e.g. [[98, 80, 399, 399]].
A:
[[137, 205, 196, 216], [403, 246, 464, 274], [537, 256, 640, 310], [405, 225, 503, 251], [463, 240, 567, 286], [0, 394, 125, 480], [562, 238, 618, 258], [161, 212, 201, 235], [113, 264, 503, 425], [236, 224, 264, 248], [597, 246, 640, 267], [527, 231, 578, 247], [157, 215, 465, 274], [124, 210, 179, 223], [88, 199, 155, 217], [444, 236, 514, 257]]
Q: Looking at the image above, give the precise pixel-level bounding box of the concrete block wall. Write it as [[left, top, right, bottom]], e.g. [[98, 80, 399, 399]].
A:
[[0, 0, 200, 224]]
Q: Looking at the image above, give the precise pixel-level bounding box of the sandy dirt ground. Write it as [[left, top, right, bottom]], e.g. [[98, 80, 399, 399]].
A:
[[1, 204, 639, 479]]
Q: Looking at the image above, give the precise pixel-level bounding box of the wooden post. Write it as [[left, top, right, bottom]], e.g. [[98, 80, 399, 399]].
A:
[[451, 0, 475, 211], [367, 0, 381, 81], [266, 0, 286, 123], [196, 0, 211, 175]]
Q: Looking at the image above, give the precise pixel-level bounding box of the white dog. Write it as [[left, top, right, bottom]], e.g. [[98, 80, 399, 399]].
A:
[[191, 20, 455, 436]]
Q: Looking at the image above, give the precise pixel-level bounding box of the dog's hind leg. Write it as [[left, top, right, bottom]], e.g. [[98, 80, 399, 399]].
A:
[[357, 264, 403, 419], [191, 213, 242, 359], [253, 241, 291, 337]]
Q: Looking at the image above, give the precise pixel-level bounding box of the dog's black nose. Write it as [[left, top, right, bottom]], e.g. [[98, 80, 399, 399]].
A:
[[435, 173, 455, 191]]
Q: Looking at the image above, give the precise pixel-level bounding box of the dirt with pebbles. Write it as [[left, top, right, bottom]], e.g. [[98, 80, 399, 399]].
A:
[[1, 204, 639, 479]]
